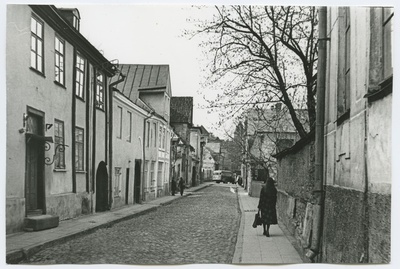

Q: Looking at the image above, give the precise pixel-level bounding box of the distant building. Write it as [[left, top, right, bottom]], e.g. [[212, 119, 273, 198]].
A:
[[170, 97, 194, 186], [111, 64, 172, 202], [243, 104, 308, 195]]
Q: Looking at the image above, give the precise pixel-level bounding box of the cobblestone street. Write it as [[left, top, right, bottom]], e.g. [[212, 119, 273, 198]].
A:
[[20, 184, 240, 265]]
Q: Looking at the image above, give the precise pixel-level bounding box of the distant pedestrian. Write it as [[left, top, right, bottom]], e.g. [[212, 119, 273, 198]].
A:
[[238, 176, 243, 187], [257, 177, 278, 237], [178, 177, 185, 196], [171, 177, 177, 196]]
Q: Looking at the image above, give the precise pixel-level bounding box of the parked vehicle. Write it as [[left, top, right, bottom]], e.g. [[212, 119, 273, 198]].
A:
[[212, 170, 234, 183]]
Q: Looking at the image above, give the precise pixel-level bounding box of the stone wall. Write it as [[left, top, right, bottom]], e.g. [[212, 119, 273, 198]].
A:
[[274, 135, 315, 260], [368, 192, 391, 263], [322, 185, 367, 263]]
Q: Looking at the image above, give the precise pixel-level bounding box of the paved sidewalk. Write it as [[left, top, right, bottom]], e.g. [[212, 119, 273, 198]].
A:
[[6, 183, 211, 264], [233, 186, 304, 264]]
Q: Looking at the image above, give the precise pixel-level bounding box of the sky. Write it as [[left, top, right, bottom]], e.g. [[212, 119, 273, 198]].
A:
[[58, 4, 226, 137]]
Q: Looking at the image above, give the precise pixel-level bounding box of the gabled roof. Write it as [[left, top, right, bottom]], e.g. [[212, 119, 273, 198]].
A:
[[110, 64, 172, 104], [170, 97, 193, 124]]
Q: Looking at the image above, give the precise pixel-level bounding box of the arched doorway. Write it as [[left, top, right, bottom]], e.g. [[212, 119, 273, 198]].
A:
[[95, 161, 109, 212]]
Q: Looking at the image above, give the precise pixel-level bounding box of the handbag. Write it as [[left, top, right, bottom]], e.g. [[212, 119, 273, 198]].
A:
[[252, 210, 262, 228]]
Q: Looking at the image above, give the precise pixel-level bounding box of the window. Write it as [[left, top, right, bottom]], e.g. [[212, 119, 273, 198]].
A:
[[150, 161, 155, 184], [157, 162, 163, 187], [114, 167, 122, 197], [382, 8, 393, 79], [144, 161, 149, 187], [73, 15, 80, 31], [54, 36, 65, 85], [75, 127, 84, 171], [127, 111, 132, 142], [153, 123, 157, 147], [96, 73, 104, 109], [75, 54, 85, 99], [159, 126, 162, 148], [54, 120, 65, 169], [366, 7, 393, 101], [117, 106, 122, 139], [337, 7, 351, 120], [162, 128, 166, 149], [30, 15, 44, 73], [146, 121, 150, 147]]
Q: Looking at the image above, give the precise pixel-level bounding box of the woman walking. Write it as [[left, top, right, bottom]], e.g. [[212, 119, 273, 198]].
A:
[[171, 177, 177, 196], [178, 177, 185, 196], [258, 177, 278, 237]]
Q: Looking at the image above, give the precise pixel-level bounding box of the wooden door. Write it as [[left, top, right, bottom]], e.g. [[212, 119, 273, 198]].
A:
[[25, 113, 44, 213], [134, 160, 141, 204], [125, 168, 130, 204], [95, 161, 109, 212]]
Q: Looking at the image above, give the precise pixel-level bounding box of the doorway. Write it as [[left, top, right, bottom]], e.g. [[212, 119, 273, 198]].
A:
[[125, 168, 130, 204], [95, 161, 109, 212], [134, 160, 141, 204], [192, 166, 197, 187], [25, 110, 45, 216]]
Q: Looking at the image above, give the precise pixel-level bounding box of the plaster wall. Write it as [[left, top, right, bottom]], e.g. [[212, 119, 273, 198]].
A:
[[112, 96, 145, 207], [6, 5, 84, 233]]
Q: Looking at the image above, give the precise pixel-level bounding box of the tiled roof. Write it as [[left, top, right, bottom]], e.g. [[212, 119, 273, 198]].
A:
[[110, 64, 171, 104], [170, 97, 193, 124]]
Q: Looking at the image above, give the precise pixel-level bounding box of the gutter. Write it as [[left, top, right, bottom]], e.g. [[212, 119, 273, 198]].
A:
[[108, 73, 126, 208], [142, 110, 155, 203], [306, 6, 328, 262]]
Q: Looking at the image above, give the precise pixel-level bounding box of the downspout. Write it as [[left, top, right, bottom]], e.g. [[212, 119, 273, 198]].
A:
[[108, 73, 125, 209], [142, 111, 155, 203], [72, 48, 77, 193], [306, 6, 328, 262]]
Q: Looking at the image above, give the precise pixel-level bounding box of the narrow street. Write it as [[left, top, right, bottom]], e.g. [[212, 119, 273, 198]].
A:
[[20, 184, 240, 265]]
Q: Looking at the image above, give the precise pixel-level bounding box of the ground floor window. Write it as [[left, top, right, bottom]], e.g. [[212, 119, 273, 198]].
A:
[[75, 127, 84, 171], [54, 119, 65, 169]]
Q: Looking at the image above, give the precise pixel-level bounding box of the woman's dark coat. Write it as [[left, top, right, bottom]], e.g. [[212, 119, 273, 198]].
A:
[[257, 182, 278, 225]]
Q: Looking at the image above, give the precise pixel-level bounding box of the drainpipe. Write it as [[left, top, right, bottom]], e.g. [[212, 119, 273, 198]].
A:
[[306, 6, 328, 262], [142, 111, 155, 203], [108, 73, 125, 209]]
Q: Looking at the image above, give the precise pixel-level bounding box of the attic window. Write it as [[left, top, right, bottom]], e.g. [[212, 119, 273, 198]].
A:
[[72, 15, 80, 31]]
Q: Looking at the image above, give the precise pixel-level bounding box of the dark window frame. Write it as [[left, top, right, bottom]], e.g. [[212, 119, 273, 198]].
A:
[[75, 127, 84, 171], [337, 7, 351, 124], [96, 72, 105, 110], [365, 7, 393, 103], [54, 35, 65, 85], [30, 14, 44, 74], [54, 119, 65, 169], [75, 53, 85, 100], [127, 111, 132, 142]]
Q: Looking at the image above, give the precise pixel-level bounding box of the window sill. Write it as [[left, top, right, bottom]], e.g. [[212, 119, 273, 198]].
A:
[[95, 107, 105, 111], [54, 168, 67, 172], [76, 96, 85, 102], [54, 81, 66, 89], [75, 170, 86, 174], [364, 76, 392, 103], [29, 67, 45, 78]]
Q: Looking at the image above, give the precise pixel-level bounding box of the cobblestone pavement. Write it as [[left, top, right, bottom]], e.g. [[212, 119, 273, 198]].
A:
[[21, 184, 241, 265]]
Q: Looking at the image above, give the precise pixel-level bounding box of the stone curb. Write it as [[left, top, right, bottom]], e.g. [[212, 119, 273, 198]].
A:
[[232, 186, 245, 264], [7, 183, 213, 264]]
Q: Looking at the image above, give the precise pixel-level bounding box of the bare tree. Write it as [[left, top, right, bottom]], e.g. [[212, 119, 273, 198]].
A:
[[192, 5, 318, 138]]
